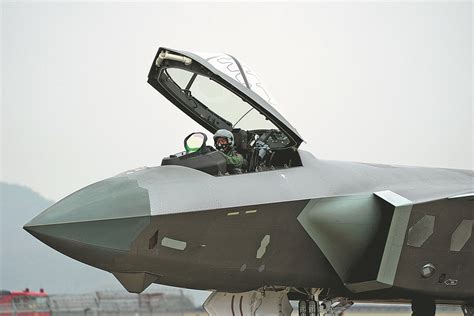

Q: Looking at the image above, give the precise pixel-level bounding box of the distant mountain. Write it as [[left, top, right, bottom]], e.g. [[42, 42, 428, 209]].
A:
[[0, 182, 209, 305]]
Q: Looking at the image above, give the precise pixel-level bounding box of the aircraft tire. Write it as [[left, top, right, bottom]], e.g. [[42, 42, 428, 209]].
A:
[[298, 299, 319, 316]]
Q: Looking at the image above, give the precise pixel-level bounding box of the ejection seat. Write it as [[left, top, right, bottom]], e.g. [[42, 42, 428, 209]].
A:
[[232, 129, 249, 172]]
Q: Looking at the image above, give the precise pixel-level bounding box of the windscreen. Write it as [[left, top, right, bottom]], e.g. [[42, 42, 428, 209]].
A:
[[165, 68, 277, 131]]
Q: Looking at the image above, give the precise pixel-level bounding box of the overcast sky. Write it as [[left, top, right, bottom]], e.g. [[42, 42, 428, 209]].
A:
[[1, 0, 472, 305], [2, 1, 472, 202]]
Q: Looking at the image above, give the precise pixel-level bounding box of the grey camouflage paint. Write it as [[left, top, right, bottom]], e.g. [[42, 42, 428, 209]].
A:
[[24, 47, 474, 305], [25, 150, 473, 302]]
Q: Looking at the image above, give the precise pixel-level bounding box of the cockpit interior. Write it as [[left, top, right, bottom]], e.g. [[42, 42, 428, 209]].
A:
[[161, 130, 302, 176], [147, 49, 303, 176]]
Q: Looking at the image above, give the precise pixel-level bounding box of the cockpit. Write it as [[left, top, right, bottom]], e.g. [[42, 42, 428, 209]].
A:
[[147, 48, 304, 176], [161, 130, 302, 176]]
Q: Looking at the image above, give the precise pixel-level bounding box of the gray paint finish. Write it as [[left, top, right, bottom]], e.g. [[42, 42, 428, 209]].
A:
[[161, 237, 187, 250], [393, 198, 474, 299], [23, 138, 473, 301], [121, 150, 473, 217], [23, 44, 474, 305], [407, 215, 436, 247], [23, 141, 474, 302], [113, 272, 160, 293], [26, 177, 151, 225], [346, 191, 413, 293], [374, 191, 413, 289], [450, 220, 473, 252], [25, 217, 150, 251], [297, 194, 382, 282], [256, 235, 270, 259]]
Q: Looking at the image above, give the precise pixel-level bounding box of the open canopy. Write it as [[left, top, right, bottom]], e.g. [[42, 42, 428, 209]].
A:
[[148, 47, 303, 147]]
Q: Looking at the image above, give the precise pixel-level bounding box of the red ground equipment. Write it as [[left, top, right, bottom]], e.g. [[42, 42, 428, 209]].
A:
[[0, 289, 50, 316]]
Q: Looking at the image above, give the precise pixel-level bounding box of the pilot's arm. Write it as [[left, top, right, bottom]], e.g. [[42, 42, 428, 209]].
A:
[[221, 150, 244, 169]]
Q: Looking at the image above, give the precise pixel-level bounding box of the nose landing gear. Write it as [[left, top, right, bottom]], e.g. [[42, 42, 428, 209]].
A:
[[297, 289, 353, 316]]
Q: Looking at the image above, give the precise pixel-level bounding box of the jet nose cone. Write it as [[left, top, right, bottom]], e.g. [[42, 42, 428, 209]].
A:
[[25, 177, 151, 227], [24, 176, 151, 267]]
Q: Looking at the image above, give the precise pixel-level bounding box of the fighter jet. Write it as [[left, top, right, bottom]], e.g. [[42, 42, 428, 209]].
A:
[[24, 47, 473, 316]]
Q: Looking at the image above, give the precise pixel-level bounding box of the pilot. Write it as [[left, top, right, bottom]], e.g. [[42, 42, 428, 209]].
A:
[[213, 129, 244, 174]]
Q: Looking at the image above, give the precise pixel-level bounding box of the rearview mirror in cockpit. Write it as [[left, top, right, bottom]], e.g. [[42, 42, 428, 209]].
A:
[[184, 132, 207, 153]]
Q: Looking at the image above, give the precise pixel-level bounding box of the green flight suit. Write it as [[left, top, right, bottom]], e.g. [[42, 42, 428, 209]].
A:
[[220, 147, 244, 174]]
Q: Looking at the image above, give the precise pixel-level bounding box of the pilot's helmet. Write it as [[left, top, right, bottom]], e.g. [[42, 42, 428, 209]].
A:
[[213, 129, 234, 150]]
